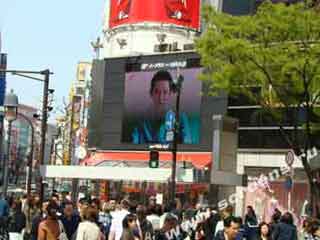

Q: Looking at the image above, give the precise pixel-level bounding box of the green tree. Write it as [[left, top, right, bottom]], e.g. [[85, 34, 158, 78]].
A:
[[196, 1, 320, 217]]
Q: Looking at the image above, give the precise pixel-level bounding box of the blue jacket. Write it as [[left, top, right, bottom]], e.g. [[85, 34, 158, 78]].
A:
[[0, 199, 9, 217]]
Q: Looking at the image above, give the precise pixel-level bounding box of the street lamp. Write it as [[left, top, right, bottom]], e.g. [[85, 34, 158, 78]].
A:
[[2, 90, 18, 198], [0, 69, 53, 205]]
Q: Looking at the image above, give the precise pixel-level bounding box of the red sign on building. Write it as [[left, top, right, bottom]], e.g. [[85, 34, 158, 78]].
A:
[[109, 0, 200, 30]]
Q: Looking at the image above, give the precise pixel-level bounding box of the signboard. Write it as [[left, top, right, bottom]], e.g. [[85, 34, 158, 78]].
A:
[[109, 0, 200, 30]]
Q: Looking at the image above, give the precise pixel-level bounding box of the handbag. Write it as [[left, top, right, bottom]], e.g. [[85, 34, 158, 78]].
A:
[[58, 220, 69, 240]]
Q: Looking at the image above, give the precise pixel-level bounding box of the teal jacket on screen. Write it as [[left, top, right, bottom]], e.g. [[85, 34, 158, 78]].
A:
[[132, 112, 193, 144]]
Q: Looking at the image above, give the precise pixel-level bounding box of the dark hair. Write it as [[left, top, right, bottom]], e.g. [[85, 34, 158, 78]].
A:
[[62, 200, 73, 209], [121, 199, 130, 210], [122, 214, 137, 229], [280, 212, 294, 225], [223, 216, 242, 228], [84, 206, 99, 222], [310, 219, 320, 236], [150, 70, 174, 95], [136, 205, 146, 217], [51, 193, 59, 200], [12, 199, 22, 212], [91, 198, 100, 209], [47, 200, 59, 217], [272, 209, 282, 223], [258, 222, 270, 237]]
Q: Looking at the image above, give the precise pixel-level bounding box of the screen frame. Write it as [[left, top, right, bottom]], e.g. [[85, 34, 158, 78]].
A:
[[88, 52, 228, 152]]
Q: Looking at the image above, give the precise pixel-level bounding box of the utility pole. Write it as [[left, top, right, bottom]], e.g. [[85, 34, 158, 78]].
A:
[[170, 73, 183, 203], [39, 70, 50, 204]]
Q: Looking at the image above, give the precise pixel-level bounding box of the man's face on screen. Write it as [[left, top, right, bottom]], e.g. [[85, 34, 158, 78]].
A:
[[151, 80, 174, 113]]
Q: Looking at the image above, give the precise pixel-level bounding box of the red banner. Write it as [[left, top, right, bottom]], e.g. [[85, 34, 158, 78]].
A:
[[109, 0, 200, 30]]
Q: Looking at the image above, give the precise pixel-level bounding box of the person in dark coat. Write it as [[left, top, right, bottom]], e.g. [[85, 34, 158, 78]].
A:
[[7, 199, 26, 233], [244, 206, 258, 240], [0, 215, 9, 240], [214, 216, 242, 240], [60, 201, 81, 240], [272, 212, 298, 240], [203, 208, 220, 240]]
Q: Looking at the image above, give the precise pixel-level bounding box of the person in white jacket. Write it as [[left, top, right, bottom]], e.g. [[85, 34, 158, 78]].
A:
[[76, 207, 103, 240]]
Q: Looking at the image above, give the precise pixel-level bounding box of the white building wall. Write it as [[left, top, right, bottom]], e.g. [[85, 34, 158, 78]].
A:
[[102, 24, 197, 58]]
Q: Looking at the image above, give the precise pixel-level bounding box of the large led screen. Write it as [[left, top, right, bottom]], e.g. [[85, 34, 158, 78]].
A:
[[122, 68, 202, 144], [88, 52, 228, 151]]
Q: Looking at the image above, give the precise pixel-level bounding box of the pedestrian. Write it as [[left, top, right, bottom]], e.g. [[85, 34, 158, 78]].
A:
[[0, 215, 9, 240], [23, 195, 41, 240], [269, 208, 281, 234], [214, 205, 234, 237], [60, 201, 81, 240], [195, 219, 206, 240], [310, 220, 320, 240], [214, 216, 242, 240], [99, 202, 113, 240], [120, 214, 140, 240], [300, 217, 314, 240], [30, 201, 48, 240], [78, 198, 90, 221], [108, 199, 130, 240], [136, 205, 153, 240], [244, 206, 258, 240], [203, 206, 220, 240], [257, 222, 271, 240], [146, 205, 162, 232], [7, 199, 26, 240], [272, 212, 298, 240], [0, 193, 9, 221], [154, 213, 187, 240], [76, 206, 103, 240], [38, 200, 63, 240]]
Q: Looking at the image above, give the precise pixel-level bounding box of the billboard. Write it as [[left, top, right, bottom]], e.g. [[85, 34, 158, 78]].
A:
[[109, 0, 200, 30], [122, 68, 202, 144], [88, 52, 228, 151]]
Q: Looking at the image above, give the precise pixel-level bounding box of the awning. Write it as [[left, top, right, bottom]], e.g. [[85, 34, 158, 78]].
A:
[[81, 151, 212, 169]]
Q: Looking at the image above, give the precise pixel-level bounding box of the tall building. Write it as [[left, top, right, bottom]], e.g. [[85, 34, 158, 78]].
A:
[[100, 0, 201, 58]]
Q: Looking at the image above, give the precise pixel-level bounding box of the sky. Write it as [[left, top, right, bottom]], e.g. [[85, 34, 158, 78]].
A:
[[1, 0, 105, 121]]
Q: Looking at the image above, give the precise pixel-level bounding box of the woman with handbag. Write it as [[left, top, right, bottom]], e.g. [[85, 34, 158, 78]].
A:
[[76, 206, 104, 240]]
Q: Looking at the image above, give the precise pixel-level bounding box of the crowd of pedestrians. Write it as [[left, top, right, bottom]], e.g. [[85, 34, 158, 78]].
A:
[[0, 192, 320, 240]]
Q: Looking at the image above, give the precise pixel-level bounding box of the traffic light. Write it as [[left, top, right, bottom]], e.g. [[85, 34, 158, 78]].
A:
[[149, 150, 159, 168]]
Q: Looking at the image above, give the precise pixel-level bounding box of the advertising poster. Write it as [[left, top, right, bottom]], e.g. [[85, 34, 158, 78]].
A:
[[109, 0, 200, 30], [122, 67, 202, 144]]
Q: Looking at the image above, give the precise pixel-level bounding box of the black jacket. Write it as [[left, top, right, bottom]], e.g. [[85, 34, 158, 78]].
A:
[[7, 211, 26, 233], [272, 222, 298, 240]]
